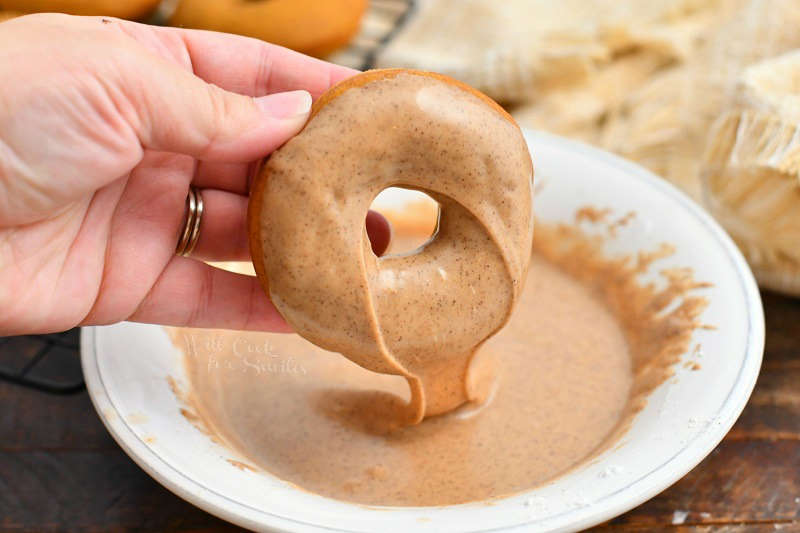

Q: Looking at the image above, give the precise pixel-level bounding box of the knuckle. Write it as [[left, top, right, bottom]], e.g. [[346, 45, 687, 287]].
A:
[[253, 45, 275, 96], [200, 84, 241, 154]]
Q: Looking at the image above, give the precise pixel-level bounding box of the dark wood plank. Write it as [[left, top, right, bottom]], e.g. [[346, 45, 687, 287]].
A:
[[0, 372, 236, 531], [0, 363, 240, 531], [726, 290, 800, 441], [596, 525, 798, 532], [24, 345, 84, 387], [0, 450, 240, 532], [599, 439, 800, 529], [0, 382, 115, 451], [729, 367, 800, 440], [760, 291, 800, 368], [0, 337, 46, 374]]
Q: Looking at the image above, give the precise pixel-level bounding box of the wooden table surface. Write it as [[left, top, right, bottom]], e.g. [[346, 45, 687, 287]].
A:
[[0, 290, 798, 532]]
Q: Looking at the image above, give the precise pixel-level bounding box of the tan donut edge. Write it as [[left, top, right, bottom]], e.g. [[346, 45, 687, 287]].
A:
[[308, 69, 519, 126], [248, 160, 271, 300]]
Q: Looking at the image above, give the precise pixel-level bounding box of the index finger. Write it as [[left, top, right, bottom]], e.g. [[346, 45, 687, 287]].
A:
[[167, 26, 358, 99]]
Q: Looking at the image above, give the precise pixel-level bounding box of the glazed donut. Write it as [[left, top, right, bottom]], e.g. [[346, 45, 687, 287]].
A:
[[249, 69, 534, 421], [169, 0, 367, 58], [0, 0, 160, 19]]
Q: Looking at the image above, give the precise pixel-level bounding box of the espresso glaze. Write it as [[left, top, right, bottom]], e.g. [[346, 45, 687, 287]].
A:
[[252, 72, 534, 421], [173, 210, 711, 507], [171, 255, 631, 506]]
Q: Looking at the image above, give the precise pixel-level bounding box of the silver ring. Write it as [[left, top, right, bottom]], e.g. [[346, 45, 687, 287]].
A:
[[176, 187, 204, 257]]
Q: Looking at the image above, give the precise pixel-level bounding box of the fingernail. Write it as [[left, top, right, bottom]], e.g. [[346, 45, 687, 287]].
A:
[[255, 90, 312, 120]]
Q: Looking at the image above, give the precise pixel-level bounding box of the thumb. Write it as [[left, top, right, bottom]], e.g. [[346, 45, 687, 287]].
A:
[[132, 58, 312, 162]]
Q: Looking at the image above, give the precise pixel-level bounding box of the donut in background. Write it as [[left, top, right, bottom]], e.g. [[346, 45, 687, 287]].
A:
[[169, 0, 368, 57], [0, 0, 161, 19]]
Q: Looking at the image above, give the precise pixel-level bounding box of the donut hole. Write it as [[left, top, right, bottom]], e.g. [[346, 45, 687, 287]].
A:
[[368, 187, 440, 255]]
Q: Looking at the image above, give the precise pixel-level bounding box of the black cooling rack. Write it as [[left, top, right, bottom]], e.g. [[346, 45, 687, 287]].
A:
[[0, 0, 415, 395], [335, 0, 417, 70]]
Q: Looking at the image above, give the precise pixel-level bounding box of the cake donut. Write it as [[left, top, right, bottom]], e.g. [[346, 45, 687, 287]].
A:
[[0, 0, 160, 19], [169, 0, 367, 58], [248, 69, 534, 422]]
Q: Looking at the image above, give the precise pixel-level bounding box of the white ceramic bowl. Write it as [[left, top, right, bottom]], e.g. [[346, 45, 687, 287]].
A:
[[81, 130, 764, 532]]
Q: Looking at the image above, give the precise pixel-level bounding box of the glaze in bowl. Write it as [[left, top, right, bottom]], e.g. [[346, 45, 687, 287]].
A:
[[81, 130, 764, 532]]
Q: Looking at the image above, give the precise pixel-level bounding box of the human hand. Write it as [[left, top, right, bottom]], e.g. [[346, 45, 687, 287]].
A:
[[0, 13, 388, 335]]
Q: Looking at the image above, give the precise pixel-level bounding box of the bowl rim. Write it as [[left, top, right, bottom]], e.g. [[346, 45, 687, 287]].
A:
[[81, 129, 765, 533]]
